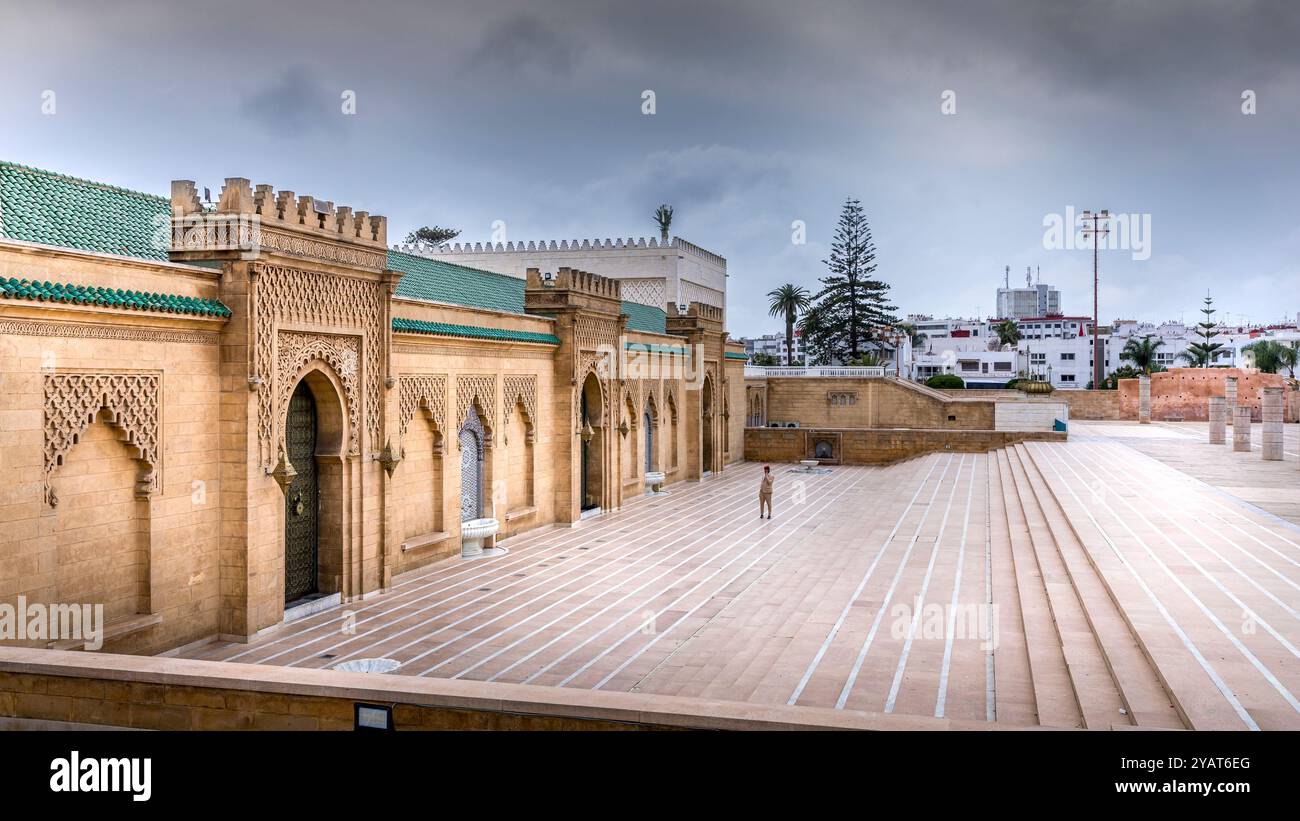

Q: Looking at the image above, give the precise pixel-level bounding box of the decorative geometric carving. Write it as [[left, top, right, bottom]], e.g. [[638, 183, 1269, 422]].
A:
[[399, 374, 447, 448], [44, 372, 160, 506], [274, 332, 363, 456], [257, 227, 388, 271], [502, 375, 538, 440], [456, 375, 497, 446], [575, 315, 619, 353], [0, 319, 218, 345], [252, 263, 384, 468]]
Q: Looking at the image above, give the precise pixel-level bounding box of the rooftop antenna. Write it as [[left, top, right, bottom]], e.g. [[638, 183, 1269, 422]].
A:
[[1036, 266, 1040, 285], [1026, 266, 1032, 287], [1004, 265, 1009, 289]]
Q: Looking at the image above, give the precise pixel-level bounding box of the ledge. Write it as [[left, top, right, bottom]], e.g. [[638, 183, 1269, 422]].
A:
[[504, 506, 537, 522], [0, 646, 1036, 731], [47, 612, 162, 650], [401, 531, 451, 552]]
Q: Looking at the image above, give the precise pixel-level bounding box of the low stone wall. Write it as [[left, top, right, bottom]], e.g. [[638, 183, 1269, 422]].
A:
[[941, 388, 1124, 420], [744, 427, 1065, 465], [763, 377, 995, 430], [0, 647, 1005, 731]]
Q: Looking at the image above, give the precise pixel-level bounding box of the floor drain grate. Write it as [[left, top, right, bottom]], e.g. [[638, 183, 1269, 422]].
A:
[[479, 588, 492, 592]]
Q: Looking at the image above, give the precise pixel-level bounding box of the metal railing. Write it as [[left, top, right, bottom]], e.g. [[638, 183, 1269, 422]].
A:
[[744, 366, 887, 378]]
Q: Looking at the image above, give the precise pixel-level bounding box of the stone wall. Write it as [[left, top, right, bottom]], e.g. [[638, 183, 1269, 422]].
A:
[[941, 388, 1124, 420], [762, 376, 995, 430], [0, 646, 1001, 731], [1116, 367, 1296, 422], [744, 427, 1065, 465]]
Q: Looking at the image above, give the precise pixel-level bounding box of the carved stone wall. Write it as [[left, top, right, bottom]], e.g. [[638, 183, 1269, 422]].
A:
[[502, 375, 538, 440], [44, 372, 160, 505], [252, 263, 384, 467], [456, 375, 497, 445], [275, 331, 362, 455], [399, 374, 448, 449]]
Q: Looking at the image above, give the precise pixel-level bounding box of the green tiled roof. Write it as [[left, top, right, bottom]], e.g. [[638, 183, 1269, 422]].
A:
[[1, 276, 231, 317], [625, 341, 688, 356], [621, 301, 667, 334], [725, 351, 749, 360], [388, 250, 525, 314], [392, 317, 558, 345], [0, 162, 170, 261]]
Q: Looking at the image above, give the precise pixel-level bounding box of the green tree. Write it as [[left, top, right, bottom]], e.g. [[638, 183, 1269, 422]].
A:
[[798, 303, 836, 365], [805, 198, 898, 361], [1178, 293, 1225, 367], [750, 352, 779, 366], [994, 319, 1021, 349], [1120, 335, 1166, 374], [766, 284, 812, 366], [404, 225, 460, 249], [925, 373, 964, 389], [898, 321, 928, 350], [1243, 339, 1300, 375], [654, 204, 674, 241]]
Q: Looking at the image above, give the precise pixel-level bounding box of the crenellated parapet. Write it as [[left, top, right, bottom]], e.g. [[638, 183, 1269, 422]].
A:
[[170, 178, 388, 270], [395, 235, 726, 269]]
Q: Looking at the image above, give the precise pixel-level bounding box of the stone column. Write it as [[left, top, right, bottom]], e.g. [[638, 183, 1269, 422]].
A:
[[1233, 406, 1252, 452], [1208, 396, 1226, 444], [1261, 387, 1283, 460], [1224, 377, 1237, 426], [1138, 375, 1151, 424]]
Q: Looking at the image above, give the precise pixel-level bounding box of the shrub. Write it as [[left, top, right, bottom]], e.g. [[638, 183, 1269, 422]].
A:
[[925, 374, 965, 389]]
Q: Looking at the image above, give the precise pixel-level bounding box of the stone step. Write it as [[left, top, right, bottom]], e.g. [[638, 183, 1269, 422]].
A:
[[994, 448, 1081, 728], [1005, 445, 1128, 729], [985, 452, 1037, 726], [1022, 440, 1253, 730], [1012, 444, 1185, 729]]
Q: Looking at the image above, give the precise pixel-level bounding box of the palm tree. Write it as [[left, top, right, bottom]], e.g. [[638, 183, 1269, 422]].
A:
[[1177, 347, 1212, 367], [653, 204, 674, 241], [994, 319, 1021, 349], [1243, 339, 1300, 375], [1120, 335, 1165, 374], [767, 284, 812, 366]]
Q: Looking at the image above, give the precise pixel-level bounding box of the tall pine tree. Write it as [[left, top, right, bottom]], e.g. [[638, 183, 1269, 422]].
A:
[[1178, 292, 1224, 368], [805, 198, 897, 363]]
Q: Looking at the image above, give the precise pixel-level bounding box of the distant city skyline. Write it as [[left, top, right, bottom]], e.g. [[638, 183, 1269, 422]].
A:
[[3, 1, 1297, 337]]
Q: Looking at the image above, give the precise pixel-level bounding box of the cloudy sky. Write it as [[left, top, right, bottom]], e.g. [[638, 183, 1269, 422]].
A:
[[2, 0, 1297, 336]]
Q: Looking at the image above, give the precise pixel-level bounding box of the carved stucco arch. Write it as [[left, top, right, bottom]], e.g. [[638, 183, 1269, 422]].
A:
[[399, 374, 448, 454], [502, 375, 538, 445], [274, 332, 360, 461], [43, 372, 160, 507], [456, 375, 496, 449]]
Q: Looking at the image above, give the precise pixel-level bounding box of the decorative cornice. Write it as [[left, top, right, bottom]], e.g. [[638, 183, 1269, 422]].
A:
[[0, 318, 219, 345]]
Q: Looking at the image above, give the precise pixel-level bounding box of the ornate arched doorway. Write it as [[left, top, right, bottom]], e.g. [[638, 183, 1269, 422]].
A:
[[284, 381, 319, 604], [580, 372, 604, 511], [459, 405, 485, 522]]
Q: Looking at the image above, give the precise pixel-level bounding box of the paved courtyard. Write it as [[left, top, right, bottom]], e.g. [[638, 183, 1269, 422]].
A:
[[182, 422, 1300, 729]]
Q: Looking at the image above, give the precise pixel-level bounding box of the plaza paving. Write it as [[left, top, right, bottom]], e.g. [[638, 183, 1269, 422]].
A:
[[182, 422, 1300, 729]]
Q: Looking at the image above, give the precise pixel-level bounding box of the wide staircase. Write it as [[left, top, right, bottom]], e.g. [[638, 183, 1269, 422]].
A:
[[990, 442, 1190, 729]]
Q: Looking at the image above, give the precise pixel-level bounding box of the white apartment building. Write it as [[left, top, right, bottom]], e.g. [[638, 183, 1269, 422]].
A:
[[996, 267, 1061, 320], [407, 235, 727, 316], [1108, 320, 1300, 372], [742, 332, 805, 364]]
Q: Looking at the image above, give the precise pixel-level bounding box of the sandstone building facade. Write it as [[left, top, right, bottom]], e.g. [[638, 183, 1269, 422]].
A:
[[0, 162, 746, 655]]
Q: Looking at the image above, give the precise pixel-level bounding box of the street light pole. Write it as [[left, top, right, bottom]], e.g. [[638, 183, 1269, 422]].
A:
[[1079, 209, 1110, 388]]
